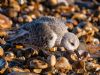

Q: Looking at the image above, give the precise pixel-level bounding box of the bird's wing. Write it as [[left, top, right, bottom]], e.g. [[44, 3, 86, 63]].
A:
[[8, 29, 29, 42]]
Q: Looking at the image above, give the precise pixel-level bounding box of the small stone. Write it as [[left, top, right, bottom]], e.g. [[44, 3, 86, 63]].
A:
[[15, 45, 24, 49], [50, 55, 56, 67], [49, 47, 57, 52], [9, 67, 25, 72], [8, 9, 18, 18], [0, 13, 12, 29], [49, 0, 58, 6], [0, 30, 8, 37], [55, 57, 72, 72], [33, 69, 42, 73], [5, 52, 15, 61], [38, 4, 44, 12], [18, 0, 27, 5], [72, 13, 87, 20], [0, 58, 8, 74], [70, 53, 78, 61], [23, 15, 33, 22], [0, 46, 4, 56], [17, 17, 24, 23], [29, 59, 48, 69]]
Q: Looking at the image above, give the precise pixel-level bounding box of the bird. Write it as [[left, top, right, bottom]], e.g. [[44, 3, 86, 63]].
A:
[[7, 16, 80, 51]]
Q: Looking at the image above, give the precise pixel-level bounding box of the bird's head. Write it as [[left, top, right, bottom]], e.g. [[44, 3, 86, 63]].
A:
[[61, 32, 80, 51]]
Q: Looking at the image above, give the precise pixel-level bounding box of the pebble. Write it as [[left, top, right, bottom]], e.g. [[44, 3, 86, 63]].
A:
[[0, 46, 4, 56], [50, 55, 56, 67], [0, 58, 8, 74], [0, 14, 12, 29], [55, 57, 72, 73], [29, 59, 48, 69]]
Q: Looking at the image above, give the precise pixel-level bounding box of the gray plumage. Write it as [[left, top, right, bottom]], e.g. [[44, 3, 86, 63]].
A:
[[8, 16, 79, 50]]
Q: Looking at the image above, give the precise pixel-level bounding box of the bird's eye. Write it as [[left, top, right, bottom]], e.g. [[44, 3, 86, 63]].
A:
[[70, 42, 74, 46]]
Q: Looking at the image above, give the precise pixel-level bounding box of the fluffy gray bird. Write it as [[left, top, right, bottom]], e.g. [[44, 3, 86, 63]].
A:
[[8, 16, 79, 51]]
